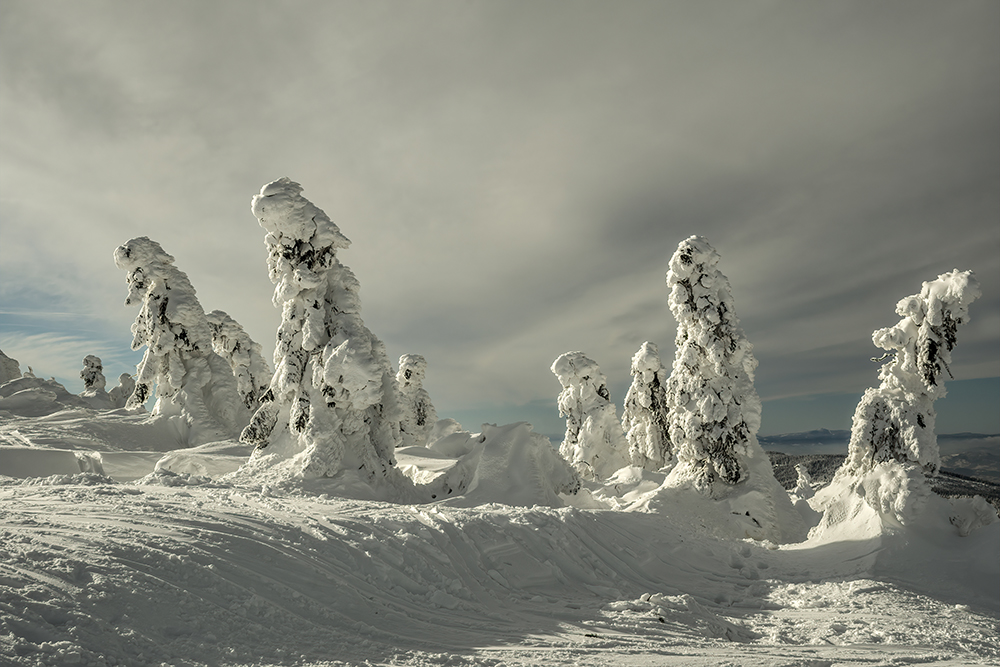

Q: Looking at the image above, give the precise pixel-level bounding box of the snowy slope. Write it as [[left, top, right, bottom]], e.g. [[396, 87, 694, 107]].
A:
[[2, 406, 998, 666]]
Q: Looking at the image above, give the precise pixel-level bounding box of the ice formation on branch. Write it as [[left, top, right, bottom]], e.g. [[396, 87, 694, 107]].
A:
[[663, 236, 762, 494], [206, 310, 273, 412], [0, 349, 22, 385], [843, 270, 981, 478], [552, 352, 629, 481], [114, 237, 247, 441], [240, 178, 401, 481], [108, 374, 136, 409], [622, 341, 673, 471], [396, 354, 437, 448]]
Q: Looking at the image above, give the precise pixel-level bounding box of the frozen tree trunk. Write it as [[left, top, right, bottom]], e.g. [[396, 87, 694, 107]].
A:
[[396, 354, 437, 448], [241, 178, 402, 481], [114, 237, 248, 442], [108, 374, 137, 409], [663, 236, 762, 495], [551, 352, 629, 481], [843, 270, 981, 478], [206, 310, 273, 412], [1, 350, 22, 385], [622, 341, 673, 471]]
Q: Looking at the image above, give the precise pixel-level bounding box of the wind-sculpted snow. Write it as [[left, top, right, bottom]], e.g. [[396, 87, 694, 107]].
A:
[[551, 352, 629, 481], [621, 341, 672, 471], [0, 350, 21, 385], [396, 354, 437, 448], [823, 269, 986, 531], [114, 236, 247, 444], [240, 178, 402, 485]]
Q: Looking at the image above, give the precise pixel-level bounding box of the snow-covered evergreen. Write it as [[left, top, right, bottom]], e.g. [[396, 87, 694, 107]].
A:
[[396, 354, 437, 448], [240, 178, 402, 481], [843, 269, 982, 479], [622, 341, 673, 471], [0, 349, 21, 385], [79, 355, 112, 409], [551, 351, 629, 481], [114, 236, 247, 442], [108, 374, 136, 409], [206, 310, 273, 412], [662, 236, 762, 494]]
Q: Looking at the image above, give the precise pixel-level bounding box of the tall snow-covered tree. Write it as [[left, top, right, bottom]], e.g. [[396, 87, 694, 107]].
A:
[[551, 351, 629, 481], [206, 310, 273, 412], [396, 354, 437, 448], [114, 237, 247, 441], [622, 341, 673, 471], [663, 236, 761, 493], [843, 269, 981, 477], [240, 178, 402, 480]]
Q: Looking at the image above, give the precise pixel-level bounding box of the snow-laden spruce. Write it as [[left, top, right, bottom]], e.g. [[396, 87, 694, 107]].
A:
[[662, 236, 761, 493], [552, 351, 629, 481], [844, 269, 981, 478], [239, 178, 402, 481], [622, 341, 673, 471], [814, 269, 989, 531], [396, 354, 437, 448], [114, 237, 247, 443], [206, 310, 273, 412], [78, 355, 112, 409]]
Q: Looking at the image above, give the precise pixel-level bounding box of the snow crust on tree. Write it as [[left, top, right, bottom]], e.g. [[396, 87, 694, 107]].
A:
[[79, 355, 113, 409], [818, 269, 987, 531], [239, 178, 402, 483], [622, 341, 673, 471], [114, 236, 247, 443], [0, 349, 22, 385], [108, 374, 137, 409], [396, 354, 437, 448], [551, 352, 629, 481], [662, 236, 762, 494], [206, 310, 273, 412]]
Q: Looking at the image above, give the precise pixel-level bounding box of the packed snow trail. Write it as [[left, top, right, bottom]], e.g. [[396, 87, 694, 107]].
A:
[[1, 476, 997, 667]]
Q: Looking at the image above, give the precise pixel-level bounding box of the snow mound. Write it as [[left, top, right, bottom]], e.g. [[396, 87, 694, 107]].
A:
[[0, 377, 90, 417]]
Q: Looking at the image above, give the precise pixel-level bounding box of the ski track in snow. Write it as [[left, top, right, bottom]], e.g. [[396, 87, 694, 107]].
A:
[[1, 477, 997, 667]]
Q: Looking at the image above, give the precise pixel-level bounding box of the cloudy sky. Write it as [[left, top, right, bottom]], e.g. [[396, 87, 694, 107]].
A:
[[1, 1, 997, 436]]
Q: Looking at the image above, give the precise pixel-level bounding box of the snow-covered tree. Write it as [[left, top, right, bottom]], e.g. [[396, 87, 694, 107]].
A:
[[551, 351, 629, 481], [114, 236, 247, 441], [206, 310, 273, 412], [0, 349, 21, 385], [80, 355, 106, 393], [240, 178, 401, 481], [622, 341, 673, 471], [843, 269, 981, 478], [663, 236, 762, 494], [108, 373, 136, 409], [396, 354, 437, 448]]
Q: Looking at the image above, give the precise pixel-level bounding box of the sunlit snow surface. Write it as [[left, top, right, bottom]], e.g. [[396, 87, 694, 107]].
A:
[[1, 408, 998, 666]]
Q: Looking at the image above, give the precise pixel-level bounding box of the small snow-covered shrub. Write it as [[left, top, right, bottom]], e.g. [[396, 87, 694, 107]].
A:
[[114, 236, 247, 442], [206, 309, 273, 411], [663, 236, 762, 494], [240, 178, 402, 482], [551, 351, 629, 481], [108, 373, 137, 409], [396, 354, 437, 448], [79, 355, 112, 409], [622, 341, 673, 471]]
